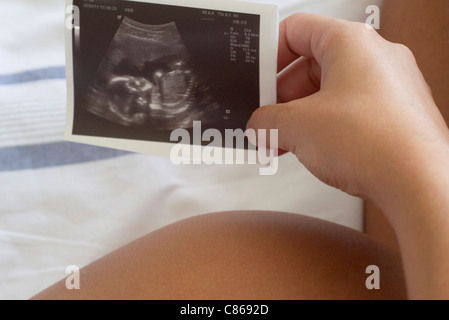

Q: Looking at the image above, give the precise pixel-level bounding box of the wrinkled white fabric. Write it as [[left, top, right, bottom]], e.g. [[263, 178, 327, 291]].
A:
[[0, 0, 382, 300]]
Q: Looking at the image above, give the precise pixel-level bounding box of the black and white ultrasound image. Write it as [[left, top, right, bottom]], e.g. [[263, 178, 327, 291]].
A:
[[85, 17, 221, 130], [72, 0, 261, 146]]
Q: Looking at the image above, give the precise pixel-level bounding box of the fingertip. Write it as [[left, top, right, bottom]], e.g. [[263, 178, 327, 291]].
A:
[[246, 105, 276, 148], [246, 105, 265, 131]]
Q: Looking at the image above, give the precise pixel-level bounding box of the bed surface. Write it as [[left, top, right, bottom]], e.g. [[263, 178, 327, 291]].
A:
[[0, 0, 381, 300]]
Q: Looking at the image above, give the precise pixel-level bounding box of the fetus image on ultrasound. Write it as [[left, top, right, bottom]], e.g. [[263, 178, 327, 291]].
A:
[[84, 17, 221, 130]]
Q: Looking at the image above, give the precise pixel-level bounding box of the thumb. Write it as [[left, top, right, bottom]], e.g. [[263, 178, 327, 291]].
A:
[[246, 100, 311, 154]]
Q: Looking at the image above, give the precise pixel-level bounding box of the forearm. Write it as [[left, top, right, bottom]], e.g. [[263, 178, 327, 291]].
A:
[[376, 144, 449, 299], [366, 0, 449, 251]]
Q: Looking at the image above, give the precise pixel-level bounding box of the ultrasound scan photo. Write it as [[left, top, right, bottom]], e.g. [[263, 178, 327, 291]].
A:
[[85, 17, 221, 130], [66, 0, 278, 152]]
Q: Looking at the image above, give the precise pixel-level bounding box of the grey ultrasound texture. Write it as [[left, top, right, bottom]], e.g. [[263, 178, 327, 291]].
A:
[[84, 17, 221, 130]]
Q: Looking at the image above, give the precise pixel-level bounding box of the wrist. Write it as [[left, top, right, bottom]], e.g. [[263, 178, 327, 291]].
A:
[[372, 141, 449, 299], [370, 138, 449, 229]]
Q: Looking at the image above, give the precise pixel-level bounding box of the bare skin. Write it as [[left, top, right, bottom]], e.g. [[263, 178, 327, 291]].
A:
[[32, 211, 406, 300], [32, 11, 449, 300], [248, 13, 449, 299], [364, 0, 449, 253]]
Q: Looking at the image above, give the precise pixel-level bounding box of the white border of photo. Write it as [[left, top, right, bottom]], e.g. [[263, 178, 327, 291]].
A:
[[64, 0, 279, 167]]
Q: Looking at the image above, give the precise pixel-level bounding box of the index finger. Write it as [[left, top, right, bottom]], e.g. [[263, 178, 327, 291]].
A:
[[278, 13, 341, 72]]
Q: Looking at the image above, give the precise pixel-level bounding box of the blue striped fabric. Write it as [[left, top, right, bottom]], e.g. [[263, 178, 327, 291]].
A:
[[0, 65, 131, 171], [0, 142, 130, 172], [0, 66, 66, 85]]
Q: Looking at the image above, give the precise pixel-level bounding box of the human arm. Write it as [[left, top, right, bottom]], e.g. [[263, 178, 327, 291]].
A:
[[247, 13, 449, 299], [365, 0, 449, 253]]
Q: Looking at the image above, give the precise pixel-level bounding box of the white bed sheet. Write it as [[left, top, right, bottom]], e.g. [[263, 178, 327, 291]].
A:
[[0, 0, 382, 300]]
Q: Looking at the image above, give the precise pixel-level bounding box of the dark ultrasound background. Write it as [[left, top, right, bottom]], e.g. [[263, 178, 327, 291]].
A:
[[72, 0, 260, 147]]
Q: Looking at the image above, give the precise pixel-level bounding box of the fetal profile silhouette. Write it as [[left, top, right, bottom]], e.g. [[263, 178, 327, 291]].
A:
[[84, 17, 221, 130]]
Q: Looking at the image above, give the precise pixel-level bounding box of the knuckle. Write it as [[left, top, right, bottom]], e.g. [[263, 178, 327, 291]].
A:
[[395, 43, 414, 57], [329, 21, 379, 47]]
